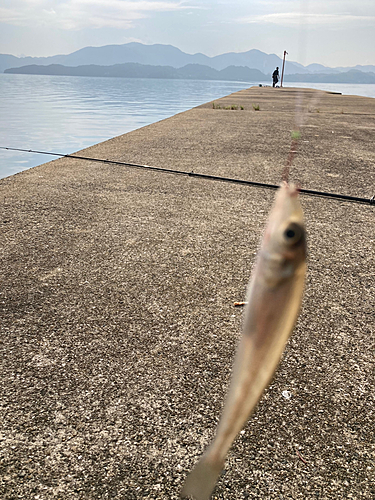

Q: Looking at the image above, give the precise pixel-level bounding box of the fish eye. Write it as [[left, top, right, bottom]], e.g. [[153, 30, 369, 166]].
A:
[[283, 222, 304, 245]]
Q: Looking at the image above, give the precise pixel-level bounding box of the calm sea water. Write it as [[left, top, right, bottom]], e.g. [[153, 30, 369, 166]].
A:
[[0, 74, 265, 179], [0, 73, 374, 179]]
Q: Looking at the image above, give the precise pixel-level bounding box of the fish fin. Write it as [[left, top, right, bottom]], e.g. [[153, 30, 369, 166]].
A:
[[181, 454, 223, 500]]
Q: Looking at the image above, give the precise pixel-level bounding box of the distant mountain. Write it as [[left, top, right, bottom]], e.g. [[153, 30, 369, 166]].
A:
[[4, 63, 268, 82], [206, 49, 305, 74], [285, 70, 375, 84], [0, 54, 23, 73], [334, 64, 375, 74], [0, 43, 303, 74], [304, 63, 340, 74], [5, 63, 375, 84], [1, 43, 374, 76]]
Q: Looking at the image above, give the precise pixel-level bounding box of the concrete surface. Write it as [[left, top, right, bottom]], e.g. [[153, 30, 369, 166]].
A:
[[0, 87, 374, 499]]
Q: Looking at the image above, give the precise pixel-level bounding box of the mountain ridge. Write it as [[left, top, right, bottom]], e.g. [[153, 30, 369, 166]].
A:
[[1, 42, 374, 76], [4, 63, 269, 82], [5, 62, 375, 84]]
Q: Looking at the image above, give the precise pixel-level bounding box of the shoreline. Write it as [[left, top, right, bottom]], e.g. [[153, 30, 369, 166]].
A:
[[1, 78, 374, 181], [2, 71, 375, 94]]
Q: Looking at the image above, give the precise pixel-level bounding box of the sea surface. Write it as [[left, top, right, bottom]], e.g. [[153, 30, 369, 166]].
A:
[[1, 73, 374, 179]]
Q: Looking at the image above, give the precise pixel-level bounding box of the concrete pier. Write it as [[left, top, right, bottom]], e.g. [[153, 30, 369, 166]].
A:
[[1, 87, 374, 499]]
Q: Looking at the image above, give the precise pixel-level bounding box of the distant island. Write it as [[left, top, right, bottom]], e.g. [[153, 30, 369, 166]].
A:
[[4, 63, 267, 82], [4, 63, 375, 84]]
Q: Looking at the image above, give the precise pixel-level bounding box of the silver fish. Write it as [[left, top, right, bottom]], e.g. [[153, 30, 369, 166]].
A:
[[181, 182, 307, 500]]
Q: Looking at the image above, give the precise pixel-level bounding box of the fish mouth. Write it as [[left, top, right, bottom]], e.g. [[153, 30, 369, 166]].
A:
[[281, 181, 300, 197]]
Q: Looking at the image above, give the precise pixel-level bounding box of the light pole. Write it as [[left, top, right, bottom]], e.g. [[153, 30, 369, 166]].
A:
[[281, 50, 288, 87]]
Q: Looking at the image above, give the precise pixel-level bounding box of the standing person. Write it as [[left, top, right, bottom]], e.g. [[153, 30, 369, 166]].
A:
[[272, 67, 279, 87]]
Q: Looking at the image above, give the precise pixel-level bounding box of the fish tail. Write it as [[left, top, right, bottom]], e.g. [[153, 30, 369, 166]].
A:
[[180, 453, 223, 500]]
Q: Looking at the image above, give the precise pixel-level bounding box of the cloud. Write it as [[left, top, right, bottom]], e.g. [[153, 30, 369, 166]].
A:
[[239, 12, 375, 27], [0, 0, 194, 30], [234, 0, 375, 28]]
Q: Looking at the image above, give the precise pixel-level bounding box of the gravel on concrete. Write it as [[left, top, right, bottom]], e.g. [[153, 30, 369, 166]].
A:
[[0, 87, 374, 499]]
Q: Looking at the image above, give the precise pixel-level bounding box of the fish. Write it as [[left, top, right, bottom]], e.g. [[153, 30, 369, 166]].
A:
[[181, 182, 307, 500]]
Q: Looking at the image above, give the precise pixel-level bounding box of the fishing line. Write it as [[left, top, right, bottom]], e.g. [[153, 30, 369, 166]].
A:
[[1, 146, 373, 206], [282, 0, 322, 183]]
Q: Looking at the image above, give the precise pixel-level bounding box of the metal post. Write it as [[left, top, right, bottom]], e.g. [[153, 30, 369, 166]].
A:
[[281, 50, 288, 87]]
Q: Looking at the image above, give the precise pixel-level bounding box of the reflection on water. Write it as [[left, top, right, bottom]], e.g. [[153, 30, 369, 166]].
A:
[[1, 74, 374, 179], [0, 74, 261, 179]]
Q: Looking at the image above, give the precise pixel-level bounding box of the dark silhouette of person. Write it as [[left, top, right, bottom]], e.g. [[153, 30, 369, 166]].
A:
[[272, 67, 279, 87]]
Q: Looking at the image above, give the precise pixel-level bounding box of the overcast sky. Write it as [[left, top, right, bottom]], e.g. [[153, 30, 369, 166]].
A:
[[0, 0, 374, 68]]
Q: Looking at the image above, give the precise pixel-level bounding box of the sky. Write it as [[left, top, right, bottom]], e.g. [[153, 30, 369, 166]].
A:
[[0, 0, 374, 68]]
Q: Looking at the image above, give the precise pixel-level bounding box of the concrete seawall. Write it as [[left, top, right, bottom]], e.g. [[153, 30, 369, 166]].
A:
[[1, 87, 374, 499]]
